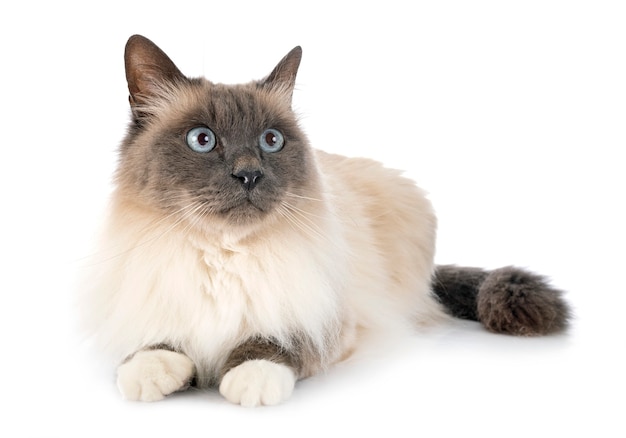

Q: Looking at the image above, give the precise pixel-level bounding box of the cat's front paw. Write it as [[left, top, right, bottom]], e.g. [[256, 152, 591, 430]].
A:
[[219, 359, 296, 407], [116, 349, 195, 402]]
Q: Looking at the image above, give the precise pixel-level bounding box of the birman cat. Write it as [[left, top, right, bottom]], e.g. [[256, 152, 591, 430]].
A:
[[80, 35, 570, 407]]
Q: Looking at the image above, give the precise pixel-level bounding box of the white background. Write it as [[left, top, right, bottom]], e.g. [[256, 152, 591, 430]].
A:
[[1, 1, 624, 437]]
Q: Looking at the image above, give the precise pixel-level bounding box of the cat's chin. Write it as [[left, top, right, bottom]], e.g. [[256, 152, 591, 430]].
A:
[[192, 202, 279, 240], [222, 204, 270, 227]]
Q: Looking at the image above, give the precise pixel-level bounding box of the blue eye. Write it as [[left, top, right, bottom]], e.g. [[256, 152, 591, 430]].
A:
[[186, 126, 216, 153], [259, 128, 284, 153]]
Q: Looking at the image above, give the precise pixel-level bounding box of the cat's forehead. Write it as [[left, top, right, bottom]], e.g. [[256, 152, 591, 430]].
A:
[[203, 82, 267, 117], [152, 78, 292, 132]]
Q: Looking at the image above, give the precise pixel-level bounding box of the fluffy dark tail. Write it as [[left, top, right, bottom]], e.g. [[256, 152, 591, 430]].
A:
[[432, 265, 570, 336]]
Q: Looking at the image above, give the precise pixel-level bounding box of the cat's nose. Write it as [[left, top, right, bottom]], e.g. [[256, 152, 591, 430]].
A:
[[232, 169, 263, 191]]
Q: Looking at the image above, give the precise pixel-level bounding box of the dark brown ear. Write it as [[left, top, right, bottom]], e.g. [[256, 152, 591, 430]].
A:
[[124, 34, 185, 107], [261, 46, 302, 101]]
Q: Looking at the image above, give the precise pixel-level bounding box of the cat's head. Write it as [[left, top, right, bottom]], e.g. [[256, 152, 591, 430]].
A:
[[116, 35, 320, 236]]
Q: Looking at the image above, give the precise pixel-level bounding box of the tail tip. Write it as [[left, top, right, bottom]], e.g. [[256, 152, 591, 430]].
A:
[[477, 266, 571, 336]]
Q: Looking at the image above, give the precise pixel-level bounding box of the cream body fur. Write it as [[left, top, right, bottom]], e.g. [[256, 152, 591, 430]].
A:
[[85, 149, 446, 387]]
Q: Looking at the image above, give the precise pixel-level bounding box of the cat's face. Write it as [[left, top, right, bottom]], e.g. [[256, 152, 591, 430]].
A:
[[116, 36, 318, 233]]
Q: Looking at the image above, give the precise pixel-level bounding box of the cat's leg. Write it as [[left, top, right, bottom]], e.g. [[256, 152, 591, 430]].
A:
[[219, 337, 305, 407], [116, 346, 196, 402]]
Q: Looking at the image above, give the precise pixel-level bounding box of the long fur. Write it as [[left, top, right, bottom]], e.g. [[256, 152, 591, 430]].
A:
[[82, 148, 448, 386]]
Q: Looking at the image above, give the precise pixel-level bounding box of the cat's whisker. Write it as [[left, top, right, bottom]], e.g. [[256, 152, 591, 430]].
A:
[[276, 204, 308, 235], [165, 201, 212, 239], [278, 202, 327, 244], [178, 202, 213, 238], [276, 207, 310, 241], [283, 192, 348, 226], [280, 201, 326, 220], [284, 192, 323, 202], [74, 200, 193, 266], [81, 201, 207, 267]]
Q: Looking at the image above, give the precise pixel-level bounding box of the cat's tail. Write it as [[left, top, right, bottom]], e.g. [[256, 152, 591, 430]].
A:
[[432, 265, 571, 336]]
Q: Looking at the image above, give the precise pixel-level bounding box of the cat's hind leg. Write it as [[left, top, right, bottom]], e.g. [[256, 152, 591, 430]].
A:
[[116, 348, 195, 402]]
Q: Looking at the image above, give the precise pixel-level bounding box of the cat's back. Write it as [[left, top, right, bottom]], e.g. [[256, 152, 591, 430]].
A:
[[314, 149, 445, 326], [315, 149, 435, 226]]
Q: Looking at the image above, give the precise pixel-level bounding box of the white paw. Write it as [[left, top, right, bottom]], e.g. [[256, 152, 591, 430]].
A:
[[219, 360, 296, 407], [116, 349, 195, 402]]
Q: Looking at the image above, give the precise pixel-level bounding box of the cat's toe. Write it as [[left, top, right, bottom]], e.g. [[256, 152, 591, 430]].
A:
[[116, 349, 195, 402], [219, 359, 296, 407]]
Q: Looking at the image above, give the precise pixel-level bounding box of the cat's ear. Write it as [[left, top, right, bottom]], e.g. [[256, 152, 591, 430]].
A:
[[124, 34, 186, 108], [260, 46, 302, 102]]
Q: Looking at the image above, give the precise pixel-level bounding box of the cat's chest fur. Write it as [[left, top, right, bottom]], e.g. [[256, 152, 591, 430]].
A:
[[198, 243, 247, 299], [89, 203, 346, 381]]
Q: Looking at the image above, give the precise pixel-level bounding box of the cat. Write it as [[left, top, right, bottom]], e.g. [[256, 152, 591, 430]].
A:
[[80, 34, 570, 407]]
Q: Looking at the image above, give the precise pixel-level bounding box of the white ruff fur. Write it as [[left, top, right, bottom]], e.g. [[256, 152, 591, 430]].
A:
[[80, 149, 448, 387]]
